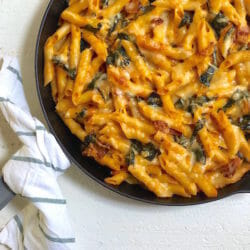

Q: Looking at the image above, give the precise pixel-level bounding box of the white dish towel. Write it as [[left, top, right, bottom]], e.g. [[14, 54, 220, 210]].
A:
[[0, 57, 75, 250]]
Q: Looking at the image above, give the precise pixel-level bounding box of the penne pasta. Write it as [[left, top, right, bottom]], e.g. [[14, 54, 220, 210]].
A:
[[44, 0, 250, 199], [72, 49, 93, 105], [69, 24, 81, 71]]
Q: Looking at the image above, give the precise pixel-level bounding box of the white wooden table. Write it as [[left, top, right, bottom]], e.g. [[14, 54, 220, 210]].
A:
[[0, 1, 250, 249]]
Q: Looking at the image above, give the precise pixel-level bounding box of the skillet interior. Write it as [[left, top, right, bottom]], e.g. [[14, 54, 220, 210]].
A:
[[35, 0, 250, 205]]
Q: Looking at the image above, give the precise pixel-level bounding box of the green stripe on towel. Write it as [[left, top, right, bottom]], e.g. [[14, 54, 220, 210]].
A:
[[39, 225, 75, 243], [0, 97, 14, 104], [11, 156, 64, 172], [36, 126, 46, 131], [14, 215, 28, 250], [16, 131, 36, 136], [14, 215, 24, 234], [7, 66, 23, 84], [27, 197, 66, 204]]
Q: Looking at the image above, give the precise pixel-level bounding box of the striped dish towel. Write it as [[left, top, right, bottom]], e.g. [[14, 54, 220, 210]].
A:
[[0, 57, 75, 249]]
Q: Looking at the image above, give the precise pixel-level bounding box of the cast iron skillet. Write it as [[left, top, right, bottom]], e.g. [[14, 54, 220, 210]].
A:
[[1, 0, 250, 209]]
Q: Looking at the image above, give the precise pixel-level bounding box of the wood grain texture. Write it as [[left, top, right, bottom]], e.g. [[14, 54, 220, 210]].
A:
[[0, 1, 250, 250]]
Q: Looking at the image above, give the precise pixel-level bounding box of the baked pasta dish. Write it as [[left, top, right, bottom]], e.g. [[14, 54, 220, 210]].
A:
[[44, 0, 250, 198]]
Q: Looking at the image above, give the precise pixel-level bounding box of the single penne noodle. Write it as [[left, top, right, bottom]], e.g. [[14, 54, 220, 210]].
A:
[[64, 79, 74, 97], [108, 66, 152, 97], [221, 1, 241, 25], [50, 80, 58, 103], [198, 127, 228, 164], [152, 0, 179, 9], [68, 0, 80, 6], [182, 7, 204, 50], [52, 23, 71, 43], [65, 104, 86, 119], [99, 134, 130, 153], [206, 163, 250, 189], [197, 19, 216, 56], [138, 101, 192, 137], [69, 24, 81, 70], [88, 0, 100, 14], [98, 152, 123, 171], [234, 0, 247, 25], [182, 0, 206, 10], [61, 11, 96, 27], [220, 50, 250, 70], [113, 112, 155, 134], [72, 49, 92, 104], [159, 153, 197, 196], [44, 23, 71, 86], [209, 0, 223, 13], [44, 41, 55, 86], [190, 170, 218, 197], [127, 7, 166, 36], [82, 30, 107, 61], [211, 110, 241, 156], [56, 98, 74, 114], [54, 37, 70, 67], [105, 171, 129, 185], [101, 0, 130, 18], [120, 122, 152, 143], [60, 116, 87, 141], [128, 156, 174, 197], [77, 90, 104, 106], [245, 0, 250, 15], [121, 40, 152, 81], [136, 36, 193, 60], [68, 0, 88, 12], [56, 66, 68, 100]]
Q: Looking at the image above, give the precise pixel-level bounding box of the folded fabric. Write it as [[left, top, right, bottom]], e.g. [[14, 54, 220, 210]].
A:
[[0, 57, 75, 249]]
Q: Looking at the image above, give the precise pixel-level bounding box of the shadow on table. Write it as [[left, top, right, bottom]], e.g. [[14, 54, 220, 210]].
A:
[[0, 112, 22, 169], [20, 0, 51, 124], [63, 165, 184, 210]]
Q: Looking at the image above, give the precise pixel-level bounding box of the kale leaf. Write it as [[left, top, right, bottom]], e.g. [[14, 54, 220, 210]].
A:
[[147, 92, 163, 107], [125, 149, 135, 166], [178, 11, 194, 28], [141, 143, 160, 161], [200, 65, 216, 87], [211, 12, 228, 37], [80, 38, 90, 52]]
